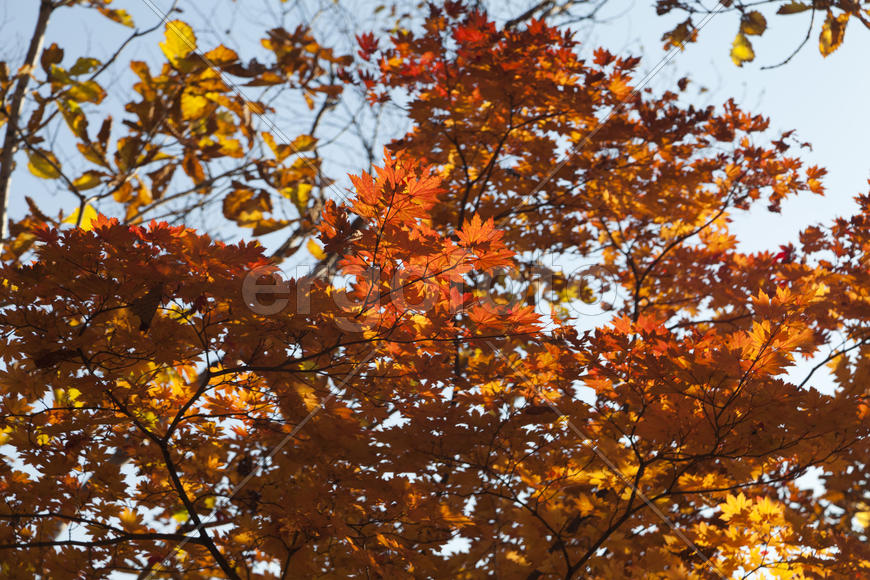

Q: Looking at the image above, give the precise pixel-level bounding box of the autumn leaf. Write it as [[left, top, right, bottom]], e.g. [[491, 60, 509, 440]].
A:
[[72, 170, 103, 191], [731, 32, 755, 66], [181, 91, 209, 119], [26, 149, 62, 179], [62, 203, 99, 231], [740, 11, 767, 36], [307, 238, 326, 259], [97, 7, 134, 28], [290, 134, 317, 153], [456, 214, 499, 246], [160, 20, 197, 66], [129, 284, 164, 331], [119, 508, 140, 530], [281, 182, 312, 212], [223, 188, 272, 226], [819, 11, 849, 57], [777, 2, 810, 15], [662, 18, 698, 50]]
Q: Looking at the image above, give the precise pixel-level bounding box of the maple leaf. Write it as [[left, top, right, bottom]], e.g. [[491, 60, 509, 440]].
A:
[[456, 214, 499, 246], [356, 32, 379, 60], [130, 284, 164, 331]]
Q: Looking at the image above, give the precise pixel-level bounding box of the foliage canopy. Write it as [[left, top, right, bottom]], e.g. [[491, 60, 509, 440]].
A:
[[1, 1, 869, 578]]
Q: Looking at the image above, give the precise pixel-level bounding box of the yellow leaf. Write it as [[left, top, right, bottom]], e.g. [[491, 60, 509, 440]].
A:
[[204, 45, 239, 64], [290, 134, 317, 153], [262, 132, 290, 161], [730, 33, 755, 66], [251, 218, 289, 235], [58, 99, 88, 139], [720, 493, 749, 520], [72, 170, 103, 191], [506, 550, 530, 566], [295, 384, 320, 411], [282, 183, 312, 212], [67, 387, 84, 408], [777, 2, 810, 15], [97, 7, 134, 28], [119, 508, 139, 529], [376, 533, 399, 548], [160, 20, 197, 65], [181, 91, 209, 120], [77, 142, 109, 168], [67, 80, 105, 103], [27, 150, 61, 179], [217, 135, 243, 157], [819, 11, 848, 57], [63, 203, 99, 231], [439, 504, 474, 527], [223, 188, 271, 224], [307, 239, 326, 260], [171, 509, 189, 523], [740, 11, 767, 36]]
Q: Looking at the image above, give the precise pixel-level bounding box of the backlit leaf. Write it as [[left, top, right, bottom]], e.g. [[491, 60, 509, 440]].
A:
[[160, 20, 197, 65], [72, 170, 103, 191], [181, 91, 209, 120], [730, 32, 755, 66], [819, 11, 848, 57], [27, 149, 62, 179], [63, 203, 99, 231], [97, 7, 134, 27], [307, 238, 326, 259], [290, 134, 317, 152]]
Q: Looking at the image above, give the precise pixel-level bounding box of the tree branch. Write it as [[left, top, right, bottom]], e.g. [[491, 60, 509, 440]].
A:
[[0, 0, 54, 240]]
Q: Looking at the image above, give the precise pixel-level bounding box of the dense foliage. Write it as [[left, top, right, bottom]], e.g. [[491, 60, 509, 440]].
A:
[[1, 1, 869, 578]]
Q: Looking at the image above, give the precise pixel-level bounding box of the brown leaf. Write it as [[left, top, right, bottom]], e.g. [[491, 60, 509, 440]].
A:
[[130, 285, 164, 331]]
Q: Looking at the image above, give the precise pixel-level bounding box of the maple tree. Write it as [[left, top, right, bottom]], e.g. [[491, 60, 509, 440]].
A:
[[2, 1, 870, 578]]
